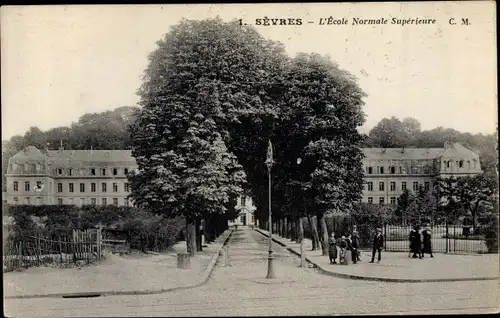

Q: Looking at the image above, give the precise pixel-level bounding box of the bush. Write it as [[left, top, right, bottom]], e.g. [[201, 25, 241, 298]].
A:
[[483, 213, 499, 253]]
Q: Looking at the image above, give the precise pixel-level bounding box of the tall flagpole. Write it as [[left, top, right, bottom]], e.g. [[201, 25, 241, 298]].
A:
[[266, 139, 275, 279]]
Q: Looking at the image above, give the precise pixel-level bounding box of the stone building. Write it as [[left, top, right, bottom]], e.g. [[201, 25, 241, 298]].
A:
[[361, 142, 482, 205], [227, 195, 256, 227], [5, 146, 136, 206]]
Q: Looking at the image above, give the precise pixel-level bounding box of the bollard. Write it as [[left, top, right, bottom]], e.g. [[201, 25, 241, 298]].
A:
[[177, 252, 191, 269], [223, 245, 229, 267]]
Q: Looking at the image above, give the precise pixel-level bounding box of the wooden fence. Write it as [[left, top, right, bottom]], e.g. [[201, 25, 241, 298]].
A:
[[3, 228, 103, 272]]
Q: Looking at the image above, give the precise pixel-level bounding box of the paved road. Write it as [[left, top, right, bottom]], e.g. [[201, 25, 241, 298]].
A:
[[5, 228, 499, 317]]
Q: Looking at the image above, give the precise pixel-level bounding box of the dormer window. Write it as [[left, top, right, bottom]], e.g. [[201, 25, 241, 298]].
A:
[[367, 167, 373, 174], [124, 168, 129, 175], [57, 168, 63, 175], [68, 168, 73, 176], [90, 168, 96, 176], [459, 160, 464, 168], [101, 168, 106, 176], [446, 161, 451, 168], [113, 168, 118, 176], [390, 166, 395, 174]]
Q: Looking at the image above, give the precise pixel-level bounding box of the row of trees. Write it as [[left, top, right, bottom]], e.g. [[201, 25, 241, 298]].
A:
[[127, 18, 367, 257]]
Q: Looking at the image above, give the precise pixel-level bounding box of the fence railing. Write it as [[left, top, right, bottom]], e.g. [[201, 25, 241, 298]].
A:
[[3, 228, 103, 272]]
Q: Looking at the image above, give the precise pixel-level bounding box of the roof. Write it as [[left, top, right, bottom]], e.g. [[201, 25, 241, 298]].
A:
[[362, 148, 445, 160], [10, 147, 135, 164], [362, 142, 479, 161]]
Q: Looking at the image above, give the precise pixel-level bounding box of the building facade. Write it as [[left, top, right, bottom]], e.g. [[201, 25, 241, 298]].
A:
[[361, 142, 482, 205], [228, 195, 256, 227], [5, 146, 136, 206], [5, 142, 481, 209]]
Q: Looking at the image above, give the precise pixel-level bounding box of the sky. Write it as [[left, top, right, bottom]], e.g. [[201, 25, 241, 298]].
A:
[[1, 2, 497, 140]]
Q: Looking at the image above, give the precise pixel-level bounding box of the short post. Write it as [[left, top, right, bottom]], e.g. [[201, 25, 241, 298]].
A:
[[224, 245, 229, 266], [177, 252, 191, 269]]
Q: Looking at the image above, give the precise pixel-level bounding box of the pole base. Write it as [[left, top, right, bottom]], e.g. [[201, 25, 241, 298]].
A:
[[266, 251, 275, 279]]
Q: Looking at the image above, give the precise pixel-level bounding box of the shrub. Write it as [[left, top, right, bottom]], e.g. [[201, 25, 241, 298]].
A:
[[483, 213, 499, 253]]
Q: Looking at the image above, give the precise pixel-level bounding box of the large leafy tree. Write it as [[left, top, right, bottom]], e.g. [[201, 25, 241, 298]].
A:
[[128, 18, 286, 255]]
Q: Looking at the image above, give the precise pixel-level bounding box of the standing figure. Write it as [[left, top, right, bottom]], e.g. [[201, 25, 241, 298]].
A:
[[328, 232, 338, 264], [347, 234, 358, 264], [338, 236, 348, 265], [409, 225, 423, 259], [352, 226, 361, 262], [422, 224, 434, 258], [369, 228, 384, 263]]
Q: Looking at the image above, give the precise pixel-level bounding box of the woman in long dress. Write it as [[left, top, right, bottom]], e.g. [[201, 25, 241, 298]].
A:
[[422, 225, 434, 258], [328, 232, 338, 264]]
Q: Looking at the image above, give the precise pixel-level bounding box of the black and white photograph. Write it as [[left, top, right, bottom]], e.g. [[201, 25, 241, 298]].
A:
[[1, 2, 498, 316]]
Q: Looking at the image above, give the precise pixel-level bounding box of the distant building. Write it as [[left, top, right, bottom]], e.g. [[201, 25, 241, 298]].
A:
[[5, 142, 481, 209], [5, 146, 136, 206], [361, 142, 482, 205], [228, 195, 256, 227]]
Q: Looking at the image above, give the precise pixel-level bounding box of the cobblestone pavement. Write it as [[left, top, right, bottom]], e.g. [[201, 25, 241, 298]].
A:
[[5, 228, 499, 317]]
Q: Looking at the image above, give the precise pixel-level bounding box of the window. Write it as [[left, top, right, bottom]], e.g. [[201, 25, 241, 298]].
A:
[[36, 181, 42, 188], [91, 168, 96, 176], [368, 197, 373, 204], [80, 198, 85, 206], [251, 215, 255, 224], [379, 182, 384, 191], [113, 168, 118, 176], [459, 160, 464, 168], [102, 198, 107, 206], [91, 183, 96, 192], [413, 182, 419, 191], [91, 198, 97, 206], [25, 181, 30, 192], [368, 167, 373, 174], [399, 166, 402, 174], [57, 183, 62, 193], [101, 168, 106, 176], [390, 166, 395, 174], [379, 197, 385, 205], [240, 215, 245, 224], [380, 167, 385, 174], [124, 198, 129, 207], [124, 183, 130, 192], [68, 168, 72, 176], [367, 182, 373, 191], [80, 183, 85, 193], [113, 183, 118, 192], [58, 198, 63, 205], [57, 168, 63, 175], [402, 182, 407, 191], [424, 182, 430, 191], [68, 198, 74, 205], [390, 197, 396, 205], [446, 161, 451, 168], [13, 197, 18, 204], [241, 196, 246, 206], [13, 181, 18, 192], [25, 197, 30, 205], [69, 183, 74, 193], [102, 183, 107, 192], [124, 168, 129, 175], [36, 197, 42, 205], [113, 198, 118, 206], [390, 182, 396, 191]]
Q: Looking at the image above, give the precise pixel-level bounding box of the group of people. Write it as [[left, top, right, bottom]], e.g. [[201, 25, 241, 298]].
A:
[[327, 225, 385, 265], [409, 224, 434, 259]]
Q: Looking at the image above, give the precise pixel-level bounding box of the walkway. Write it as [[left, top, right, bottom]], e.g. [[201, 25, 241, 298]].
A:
[[3, 230, 232, 298], [5, 227, 499, 316], [255, 228, 499, 282]]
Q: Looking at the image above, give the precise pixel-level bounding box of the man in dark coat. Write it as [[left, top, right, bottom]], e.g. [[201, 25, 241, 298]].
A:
[[347, 234, 357, 264], [409, 225, 423, 259], [422, 224, 434, 258], [328, 232, 338, 264], [369, 228, 384, 263]]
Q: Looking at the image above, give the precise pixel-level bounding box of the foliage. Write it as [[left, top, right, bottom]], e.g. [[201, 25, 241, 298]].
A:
[[5, 205, 184, 251]]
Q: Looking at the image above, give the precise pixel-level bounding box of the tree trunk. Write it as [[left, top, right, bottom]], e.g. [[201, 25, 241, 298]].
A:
[[299, 217, 306, 267], [284, 217, 289, 239], [318, 214, 329, 256], [309, 215, 320, 250], [186, 221, 196, 257], [195, 218, 202, 252], [294, 220, 300, 243], [472, 200, 481, 233]]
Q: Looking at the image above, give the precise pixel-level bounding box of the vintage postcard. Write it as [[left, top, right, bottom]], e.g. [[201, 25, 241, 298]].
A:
[[1, 2, 498, 317]]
